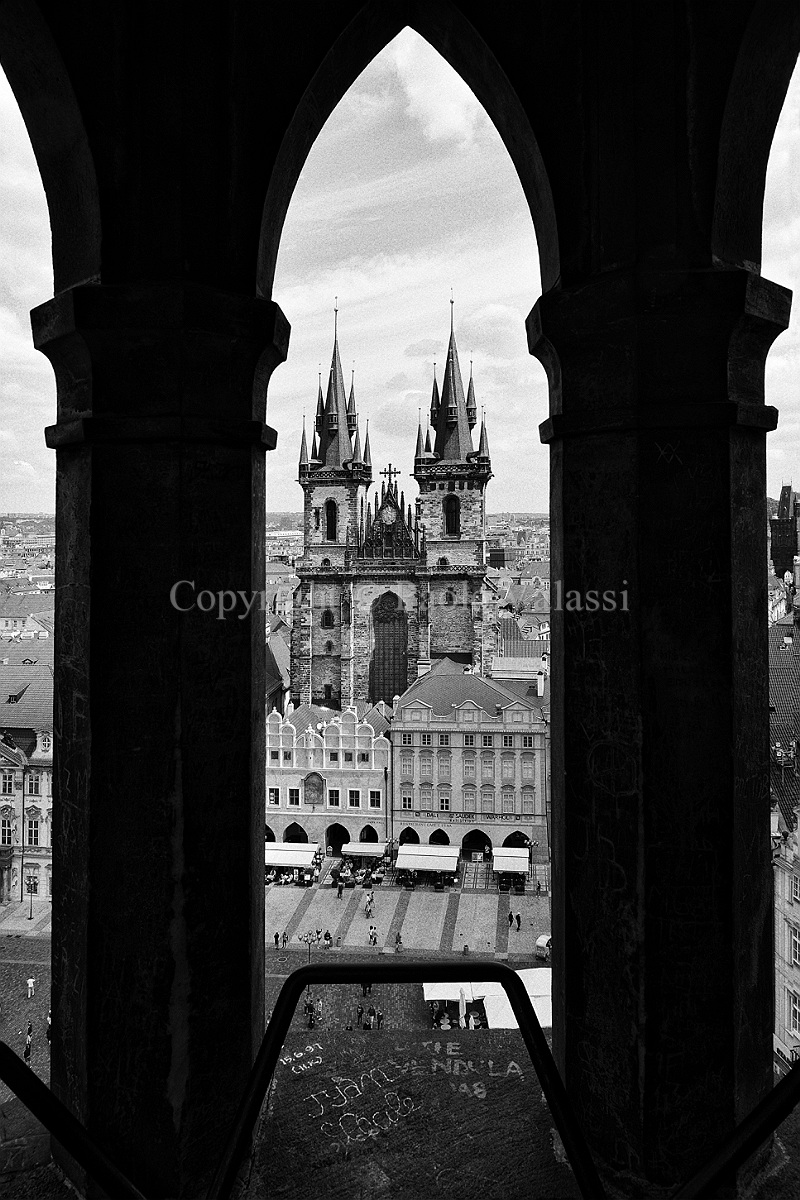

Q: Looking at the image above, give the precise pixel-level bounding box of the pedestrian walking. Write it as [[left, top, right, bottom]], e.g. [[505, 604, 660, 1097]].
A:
[[26, 977, 35, 999], [273, 931, 279, 949], [337, 882, 344, 899], [365, 981, 372, 996], [46, 1011, 51, 1048], [507, 912, 513, 929], [515, 912, 521, 931], [356, 1004, 364, 1028], [316, 928, 322, 945], [282, 931, 288, 948], [23, 1038, 31, 1067], [376, 1009, 384, 1030], [316, 997, 323, 1019], [367, 1005, 376, 1028], [536, 879, 541, 896], [361, 982, 368, 997]]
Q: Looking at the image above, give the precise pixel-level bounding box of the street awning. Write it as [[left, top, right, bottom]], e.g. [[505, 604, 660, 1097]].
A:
[[395, 845, 460, 873], [492, 847, 529, 874], [481, 969, 552, 1030], [264, 843, 319, 868], [423, 982, 476, 1003], [341, 842, 387, 859]]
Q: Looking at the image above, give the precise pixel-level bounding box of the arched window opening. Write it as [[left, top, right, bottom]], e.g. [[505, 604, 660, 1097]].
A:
[[321, 609, 335, 629], [443, 494, 460, 536], [325, 499, 337, 542]]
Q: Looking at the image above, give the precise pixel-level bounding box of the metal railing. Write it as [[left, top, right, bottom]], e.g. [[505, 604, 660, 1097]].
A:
[[1, 959, 800, 1200]]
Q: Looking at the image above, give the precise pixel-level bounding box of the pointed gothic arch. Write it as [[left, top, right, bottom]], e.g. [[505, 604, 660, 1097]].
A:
[[429, 828, 450, 845], [257, 2, 558, 298], [399, 826, 419, 845], [326, 822, 349, 856], [503, 831, 530, 849], [325, 498, 338, 541], [283, 822, 308, 843], [359, 824, 378, 842], [369, 591, 407, 704], [443, 494, 460, 536]]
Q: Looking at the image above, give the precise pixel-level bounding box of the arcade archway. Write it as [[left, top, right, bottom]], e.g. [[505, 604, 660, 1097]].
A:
[[326, 822, 350, 855], [283, 822, 308, 843], [503, 831, 529, 849], [430, 829, 450, 845], [461, 829, 491, 858], [264, 825, 276, 843], [399, 826, 419, 845], [360, 824, 379, 842]]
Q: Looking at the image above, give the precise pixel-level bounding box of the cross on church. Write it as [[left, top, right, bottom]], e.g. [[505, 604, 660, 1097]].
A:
[[380, 464, 400, 489]]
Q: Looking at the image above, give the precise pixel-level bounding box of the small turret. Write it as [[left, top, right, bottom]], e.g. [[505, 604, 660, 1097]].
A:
[[299, 418, 310, 475], [352, 424, 363, 468], [414, 418, 425, 463], [347, 368, 358, 434], [466, 359, 477, 429], [478, 416, 491, 463], [430, 365, 440, 427], [315, 371, 324, 434], [364, 421, 372, 480]]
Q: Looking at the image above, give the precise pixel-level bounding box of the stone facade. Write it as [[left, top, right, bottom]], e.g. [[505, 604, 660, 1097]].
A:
[[291, 310, 494, 709], [0, 730, 53, 905], [266, 707, 390, 852], [390, 662, 549, 857]]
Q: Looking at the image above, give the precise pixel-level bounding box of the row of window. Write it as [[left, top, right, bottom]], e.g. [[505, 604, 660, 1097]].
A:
[[399, 733, 536, 748], [269, 750, 372, 766], [400, 789, 537, 815], [1, 772, 45, 795], [267, 788, 382, 809], [0, 817, 43, 845], [399, 754, 537, 781]]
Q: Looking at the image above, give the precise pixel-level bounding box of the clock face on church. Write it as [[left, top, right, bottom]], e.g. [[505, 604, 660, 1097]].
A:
[[378, 497, 397, 523]]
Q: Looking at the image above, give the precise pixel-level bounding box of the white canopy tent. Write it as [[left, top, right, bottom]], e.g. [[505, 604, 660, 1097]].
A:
[[492, 846, 529, 874], [422, 969, 552, 1030], [341, 842, 387, 859], [395, 844, 460, 873], [264, 843, 319, 869]]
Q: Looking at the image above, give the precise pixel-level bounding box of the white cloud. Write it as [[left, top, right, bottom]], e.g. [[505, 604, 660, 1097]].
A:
[[388, 29, 486, 147]]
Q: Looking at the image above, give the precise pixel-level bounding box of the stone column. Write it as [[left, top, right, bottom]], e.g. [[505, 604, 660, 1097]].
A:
[[35, 283, 287, 1198], [531, 267, 789, 1192]]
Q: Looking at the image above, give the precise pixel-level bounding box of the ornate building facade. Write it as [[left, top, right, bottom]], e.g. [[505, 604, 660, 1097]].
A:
[[290, 306, 493, 709]]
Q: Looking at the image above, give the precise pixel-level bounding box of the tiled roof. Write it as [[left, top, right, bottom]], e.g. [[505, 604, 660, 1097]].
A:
[[0, 640, 53, 738], [494, 674, 551, 709], [0, 592, 54, 618], [397, 657, 540, 717], [771, 763, 800, 831], [769, 624, 800, 749]]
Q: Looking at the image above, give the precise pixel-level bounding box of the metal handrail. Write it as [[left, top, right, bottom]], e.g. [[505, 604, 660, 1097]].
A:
[[205, 959, 607, 1200], [671, 1056, 800, 1198], [0, 1041, 147, 1199]]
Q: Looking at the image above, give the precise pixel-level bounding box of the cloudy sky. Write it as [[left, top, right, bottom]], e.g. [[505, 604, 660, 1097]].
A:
[[0, 28, 798, 514]]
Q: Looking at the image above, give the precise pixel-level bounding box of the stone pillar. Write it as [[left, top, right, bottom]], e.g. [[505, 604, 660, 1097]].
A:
[[531, 267, 789, 1192], [35, 283, 287, 1198]]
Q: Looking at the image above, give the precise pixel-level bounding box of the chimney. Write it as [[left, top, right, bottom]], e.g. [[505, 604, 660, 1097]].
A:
[[536, 672, 545, 696], [416, 658, 431, 678]]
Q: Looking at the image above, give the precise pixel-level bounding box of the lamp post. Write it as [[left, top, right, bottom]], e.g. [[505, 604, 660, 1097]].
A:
[[26, 875, 34, 920]]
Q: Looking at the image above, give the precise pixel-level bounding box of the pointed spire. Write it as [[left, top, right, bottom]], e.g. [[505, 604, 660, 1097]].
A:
[[299, 417, 309, 471], [466, 355, 477, 429], [311, 431, 319, 461], [352, 423, 363, 466], [433, 301, 474, 462], [315, 369, 324, 433], [415, 417, 425, 461], [478, 412, 490, 461], [424, 428, 432, 455], [430, 363, 440, 427], [347, 363, 358, 433], [316, 302, 353, 468], [363, 420, 372, 476]]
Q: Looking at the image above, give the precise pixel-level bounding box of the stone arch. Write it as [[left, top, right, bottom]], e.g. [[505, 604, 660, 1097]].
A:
[[369, 591, 407, 704], [461, 828, 491, 858], [257, 1, 558, 298], [429, 828, 450, 845], [398, 826, 419, 845], [283, 822, 307, 843], [326, 822, 349, 856], [0, 2, 101, 290], [359, 824, 378, 842], [503, 831, 529, 849], [264, 824, 276, 843]]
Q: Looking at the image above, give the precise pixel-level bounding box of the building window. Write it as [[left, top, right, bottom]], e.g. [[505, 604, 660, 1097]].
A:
[[270, 750, 279, 762], [522, 792, 535, 815], [439, 733, 450, 747], [369, 790, 381, 808], [421, 785, 433, 808], [324, 684, 333, 700], [27, 774, 41, 796], [40, 734, 51, 752], [793, 876, 800, 903], [0, 818, 11, 845], [325, 640, 334, 653], [344, 751, 353, 763], [400, 754, 413, 777], [443, 494, 460, 536], [439, 794, 450, 812], [358, 752, 370, 763], [464, 756, 476, 779], [27, 818, 39, 846], [791, 925, 800, 967], [1, 772, 12, 795], [268, 788, 280, 805], [522, 757, 535, 780], [482, 735, 494, 748], [438, 755, 451, 779], [790, 991, 800, 1034], [288, 788, 300, 807], [501, 757, 514, 780], [401, 791, 413, 811], [482, 793, 495, 814], [421, 733, 432, 746], [402, 733, 413, 746], [502, 792, 515, 813], [503, 735, 514, 748], [329, 751, 339, 763], [325, 499, 337, 541], [283, 751, 292, 763], [464, 734, 475, 747], [523, 735, 533, 748], [481, 757, 494, 780], [348, 790, 360, 808], [321, 609, 335, 629], [463, 789, 476, 812], [328, 789, 340, 807], [420, 756, 432, 777]]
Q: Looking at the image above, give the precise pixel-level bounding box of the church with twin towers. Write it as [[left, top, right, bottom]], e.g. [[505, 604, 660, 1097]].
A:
[[290, 304, 494, 710]]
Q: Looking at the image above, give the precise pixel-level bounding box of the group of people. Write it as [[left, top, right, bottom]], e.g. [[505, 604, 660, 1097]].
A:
[[363, 890, 375, 919], [20, 1008, 51, 1067], [508, 912, 523, 931], [304, 996, 323, 1029], [350, 1001, 383, 1030], [273, 931, 289, 949], [367, 924, 379, 946]]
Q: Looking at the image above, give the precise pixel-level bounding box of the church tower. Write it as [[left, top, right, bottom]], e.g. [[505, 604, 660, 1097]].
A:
[[413, 300, 492, 671]]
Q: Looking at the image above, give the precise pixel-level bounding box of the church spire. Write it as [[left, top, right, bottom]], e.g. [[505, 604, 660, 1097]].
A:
[[299, 417, 309, 473], [352, 423, 363, 467], [363, 420, 372, 479], [347, 364, 358, 434], [316, 299, 353, 468], [433, 299, 473, 462], [478, 411, 491, 463], [429, 363, 440, 427], [466, 356, 477, 429], [315, 368, 324, 433], [415, 412, 425, 462]]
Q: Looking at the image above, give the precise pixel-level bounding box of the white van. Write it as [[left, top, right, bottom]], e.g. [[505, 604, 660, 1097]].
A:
[[535, 934, 552, 962]]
